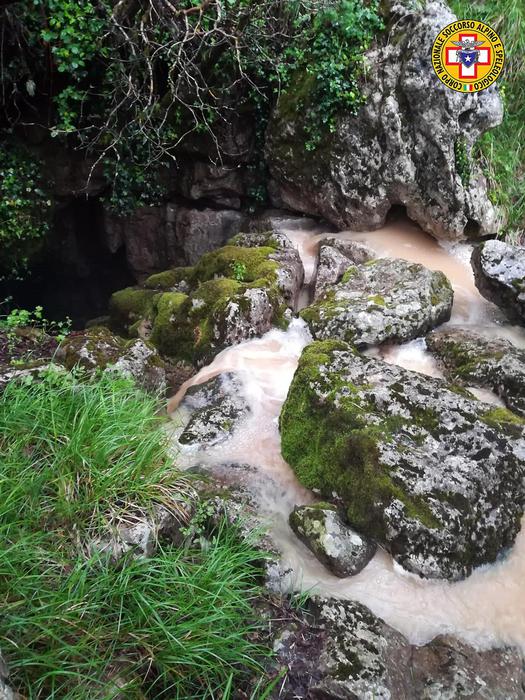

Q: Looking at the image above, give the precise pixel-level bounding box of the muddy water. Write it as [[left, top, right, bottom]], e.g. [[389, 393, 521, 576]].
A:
[[168, 217, 525, 651]]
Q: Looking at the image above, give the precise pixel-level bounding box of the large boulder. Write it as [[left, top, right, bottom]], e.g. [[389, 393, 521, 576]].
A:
[[289, 504, 376, 577], [273, 597, 525, 699], [178, 372, 250, 447], [280, 340, 525, 579], [266, 1, 502, 241], [301, 256, 453, 347], [427, 327, 525, 417], [175, 207, 245, 265], [472, 240, 525, 323], [109, 232, 303, 366]]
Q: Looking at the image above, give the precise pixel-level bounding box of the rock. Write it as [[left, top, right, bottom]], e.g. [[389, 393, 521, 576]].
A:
[[280, 340, 525, 580], [266, 1, 502, 241], [57, 328, 167, 395], [273, 597, 525, 699], [109, 233, 302, 366], [289, 504, 376, 577], [472, 240, 525, 323], [179, 372, 250, 447], [175, 160, 248, 209], [301, 256, 453, 347], [427, 327, 525, 417], [175, 207, 245, 265], [248, 209, 326, 234], [0, 653, 16, 700], [314, 238, 376, 300], [103, 204, 180, 280]]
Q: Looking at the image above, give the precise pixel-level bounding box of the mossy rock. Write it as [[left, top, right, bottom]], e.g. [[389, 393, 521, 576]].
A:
[[144, 267, 195, 291], [280, 340, 525, 580], [109, 288, 157, 334]]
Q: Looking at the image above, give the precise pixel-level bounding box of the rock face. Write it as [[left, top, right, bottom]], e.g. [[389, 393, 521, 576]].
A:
[[289, 504, 376, 577], [314, 238, 375, 300], [472, 240, 525, 323], [175, 207, 245, 265], [280, 341, 525, 579], [178, 373, 250, 447], [57, 328, 167, 395], [427, 327, 525, 417], [301, 256, 453, 347], [266, 0, 502, 241], [273, 597, 525, 699], [109, 231, 303, 366]]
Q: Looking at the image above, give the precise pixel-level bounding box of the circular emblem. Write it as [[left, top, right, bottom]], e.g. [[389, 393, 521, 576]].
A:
[[431, 20, 505, 93]]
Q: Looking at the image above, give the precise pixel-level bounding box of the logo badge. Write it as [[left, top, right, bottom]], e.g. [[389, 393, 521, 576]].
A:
[[431, 20, 505, 93]]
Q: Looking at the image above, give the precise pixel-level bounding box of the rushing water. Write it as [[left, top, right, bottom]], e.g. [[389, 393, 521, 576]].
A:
[[168, 216, 525, 652]]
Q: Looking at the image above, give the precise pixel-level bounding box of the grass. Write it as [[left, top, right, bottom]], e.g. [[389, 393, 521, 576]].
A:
[[451, 0, 525, 241], [0, 368, 269, 698]]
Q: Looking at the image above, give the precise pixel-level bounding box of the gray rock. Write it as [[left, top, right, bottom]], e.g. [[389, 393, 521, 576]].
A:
[[0, 653, 16, 700], [175, 207, 245, 265], [103, 204, 180, 280], [175, 160, 248, 209], [289, 504, 376, 577], [427, 327, 525, 416], [266, 1, 502, 241], [248, 210, 327, 234], [280, 341, 525, 579], [472, 240, 525, 323], [301, 257, 453, 347], [179, 372, 250, 447], [314, 238, 376, 300], [57, 328, 167, 395], [273, 598, 525, 699], [231, 230, 304, 308]]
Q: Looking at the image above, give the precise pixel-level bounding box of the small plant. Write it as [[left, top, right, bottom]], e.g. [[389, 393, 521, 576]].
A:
[[231, 260, 248, 282], [455, 137, 471, 187], [0, 302, 71, 363]]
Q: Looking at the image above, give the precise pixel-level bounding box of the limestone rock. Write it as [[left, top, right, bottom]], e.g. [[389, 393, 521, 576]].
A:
[[273, 598, 525, 699], [175, 207, 245, 265], [179, 373, 250, 447], [109, 233, 302, 366], [472, 240, 525, 323], [301, 257, 453, 347], [57, 328, 166, 395], [266, 1, 502, 241], [175, 160, 248, 209], [280, 341, 525, 579], [427, 327, 525, 417], [289, 504, 376, 577], [314, 238, 376, 300], [0, 653, 16, 700]]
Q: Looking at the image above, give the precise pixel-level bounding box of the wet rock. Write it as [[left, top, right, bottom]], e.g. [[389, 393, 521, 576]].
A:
[[175, 207, 245, 265], [266, 1, 502, 241], [179, 372, 250, 447], [427, 327, 525, 417], [248, 210, 326, 234], [109, 233, 301, 366], [175, 160, 248, 209], [280, 340, 525, 580], [103, 204, 179, 280], [57, 328, 167, 395], [289, 504, 376, 577], [472, 240, 525, 323], [314, 238, 375, 300], [273, 597, 525, 699], [301, 257, 453, 347]]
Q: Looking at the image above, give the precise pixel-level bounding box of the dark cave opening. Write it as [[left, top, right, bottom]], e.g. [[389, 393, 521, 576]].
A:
[[0, 197, 135, 329]]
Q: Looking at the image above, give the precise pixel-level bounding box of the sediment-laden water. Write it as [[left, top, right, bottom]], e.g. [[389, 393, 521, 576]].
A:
[[168, 216, 525, 652]]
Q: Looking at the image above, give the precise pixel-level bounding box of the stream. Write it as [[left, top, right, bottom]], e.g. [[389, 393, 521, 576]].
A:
[[168, 215, 525, 652]]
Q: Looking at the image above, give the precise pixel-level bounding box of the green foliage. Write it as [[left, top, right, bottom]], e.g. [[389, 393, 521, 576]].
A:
[[0, 144, 52, 278], [0, 303, 71, 341], [451, 0, 525, 240], [454, 137, 471, 186], [231, 260, 249, 282], [0, 369, 267, 697], [279, 0, 384, 149]]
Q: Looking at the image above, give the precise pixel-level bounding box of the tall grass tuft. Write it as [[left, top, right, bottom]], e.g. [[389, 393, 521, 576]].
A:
[[0, 369, 268, 698], [451, 0, 525, 241]]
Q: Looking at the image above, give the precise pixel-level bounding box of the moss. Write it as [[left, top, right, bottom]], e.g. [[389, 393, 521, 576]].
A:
[[193, 245, 279, 286], [109, 287, 157, 334], [280, 341, 441, 541], [481, 406, 525, 432], [367, 294, 385, 307], [341, 266, 358, 283], [144, 267, 195, 290], [150, 292, 190, 359]]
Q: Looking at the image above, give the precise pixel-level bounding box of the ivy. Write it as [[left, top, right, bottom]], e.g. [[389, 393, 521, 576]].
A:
[[0, 145, 52, 279]]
